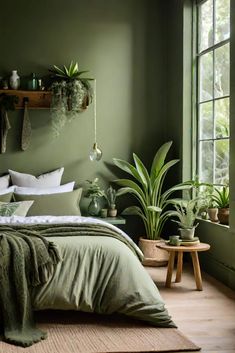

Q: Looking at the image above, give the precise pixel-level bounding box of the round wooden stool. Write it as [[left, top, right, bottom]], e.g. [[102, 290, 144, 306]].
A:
[[156, 242, 210, 291]]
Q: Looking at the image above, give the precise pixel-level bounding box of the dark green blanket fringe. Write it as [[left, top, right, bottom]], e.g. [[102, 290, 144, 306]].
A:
[[0, 227, 61, 347]]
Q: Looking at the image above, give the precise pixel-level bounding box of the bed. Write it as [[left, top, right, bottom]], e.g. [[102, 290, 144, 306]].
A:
[[0, 215, 175, 328], [0, 170, 176, 346]]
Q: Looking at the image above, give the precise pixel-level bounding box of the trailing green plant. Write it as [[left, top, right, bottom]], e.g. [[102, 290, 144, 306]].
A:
[[49, 61, 93, 137], [86, 178, 105, 199], [113, 141, 191, 240], [168, 198, 200, 229], [211, 185, 229, 208]]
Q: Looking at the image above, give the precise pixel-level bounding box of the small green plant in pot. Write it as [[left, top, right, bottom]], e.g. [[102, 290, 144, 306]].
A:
[[105, 186, 120, 217], [185, 178, 219, 222], [211, 185, 229, 225], [168, 199, 200, 240], [203, 184, 219, 222], [86, 178, 105, 216], [113, 141, 191, 265]]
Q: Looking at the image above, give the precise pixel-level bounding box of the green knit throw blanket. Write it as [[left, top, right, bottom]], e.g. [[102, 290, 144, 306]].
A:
[[0, 226, 61, 347]]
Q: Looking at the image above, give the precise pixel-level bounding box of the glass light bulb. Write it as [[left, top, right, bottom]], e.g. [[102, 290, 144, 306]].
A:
[[89, 143, 102, 161]]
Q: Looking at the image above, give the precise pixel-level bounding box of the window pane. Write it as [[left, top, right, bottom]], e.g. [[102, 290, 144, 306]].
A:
[[214, 43, 230, 98], [215, 139, 229, 184], [199, 141, 213, 183], [199, 102, 213, 139], [215, 98, 229, 138], [198, 0, 213, 52], [199, 52, 213, 102], [215, 0, 230, 44]]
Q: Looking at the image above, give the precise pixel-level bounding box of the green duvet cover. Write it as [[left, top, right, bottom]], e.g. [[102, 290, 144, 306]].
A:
[[29, 222, 176, 328]]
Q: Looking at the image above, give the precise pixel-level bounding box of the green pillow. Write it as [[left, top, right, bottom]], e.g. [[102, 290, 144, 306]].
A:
[[0, 200, 34, 217], [0, 192, 13, 202], [14, 188, 82, 216]]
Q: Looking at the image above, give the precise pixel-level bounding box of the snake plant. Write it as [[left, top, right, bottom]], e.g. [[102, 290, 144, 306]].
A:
[[113, 141, 191, 240], [212, 185, 229, 208], [49, 61, 93, 81]]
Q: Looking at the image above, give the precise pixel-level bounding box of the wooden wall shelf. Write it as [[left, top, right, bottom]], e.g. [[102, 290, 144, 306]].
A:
[[0, 89, 51, 109]]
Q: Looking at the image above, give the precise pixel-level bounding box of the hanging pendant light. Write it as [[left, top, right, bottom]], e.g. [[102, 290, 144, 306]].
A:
[[89, 79, 103, 161]]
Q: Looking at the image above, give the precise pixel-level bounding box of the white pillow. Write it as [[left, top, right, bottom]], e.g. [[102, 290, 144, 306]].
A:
[[14, 182, 75, 195], [0, 175, 10, 189], [0, 186, 15, 195], [9, 168, 64, 188]]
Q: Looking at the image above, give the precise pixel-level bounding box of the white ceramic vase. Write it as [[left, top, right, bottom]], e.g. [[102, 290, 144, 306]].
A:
[[9, 70, 20, 89]]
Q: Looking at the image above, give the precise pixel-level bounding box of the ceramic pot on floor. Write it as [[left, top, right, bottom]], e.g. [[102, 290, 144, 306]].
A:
[[138, 238, 169, 267]]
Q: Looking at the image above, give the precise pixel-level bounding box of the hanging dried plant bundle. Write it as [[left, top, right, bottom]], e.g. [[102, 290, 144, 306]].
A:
[[49, 61, 93, 137]]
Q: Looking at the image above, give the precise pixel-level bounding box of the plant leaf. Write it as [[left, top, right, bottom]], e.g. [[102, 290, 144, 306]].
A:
[[150, 141, 173, 185], [77, 70, 90, 76], [63, 65, 69, 76], [113, 158, 140, 181], [147, 206, 162, 213], [114, 179, 146, 202], [133, 153, 150, 190], [53, 65, 66, 75], [122, 206, 143, 216]]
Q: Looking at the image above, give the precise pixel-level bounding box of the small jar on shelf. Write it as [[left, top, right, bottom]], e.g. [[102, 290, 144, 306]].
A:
[[27, 73, 38, 90], [9, 70, 20, 90]]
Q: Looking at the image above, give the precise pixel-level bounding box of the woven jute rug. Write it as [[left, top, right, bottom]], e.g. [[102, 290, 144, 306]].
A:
[[0, 311, 200, 353]]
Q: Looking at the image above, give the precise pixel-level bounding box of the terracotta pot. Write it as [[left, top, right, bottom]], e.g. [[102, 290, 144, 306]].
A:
[[207, 207, 219, 222], [218, 208, 229, 225], [138, 237, 169, 267]]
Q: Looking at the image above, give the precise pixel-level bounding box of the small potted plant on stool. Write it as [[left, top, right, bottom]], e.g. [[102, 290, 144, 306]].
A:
[[169, 198, 201, 240]]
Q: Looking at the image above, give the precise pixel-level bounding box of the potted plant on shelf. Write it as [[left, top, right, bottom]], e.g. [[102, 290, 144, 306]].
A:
[[105, 186, 120, 217], [204, 185, 219, 222], [168, 198, 200, 240], [86, 178, 105, 216], [185, 178, 219, 222], [211, 185, 229, 225], [48, 61, 93, 136], [113, 141, 191, 266]]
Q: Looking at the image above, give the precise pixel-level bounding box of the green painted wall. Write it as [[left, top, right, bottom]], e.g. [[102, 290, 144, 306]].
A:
[[0, 0, 167, 191], [2, 0, 234, 289]]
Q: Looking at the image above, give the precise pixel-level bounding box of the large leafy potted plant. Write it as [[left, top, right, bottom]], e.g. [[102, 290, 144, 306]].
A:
[[113, 141, 190, 265], [49, 61, 93, 136]]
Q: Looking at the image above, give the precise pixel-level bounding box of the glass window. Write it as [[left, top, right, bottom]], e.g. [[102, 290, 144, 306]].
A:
[[197, 0, 230, 186]]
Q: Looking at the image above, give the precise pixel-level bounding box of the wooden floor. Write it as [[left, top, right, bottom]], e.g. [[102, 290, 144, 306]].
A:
[[147, 264, 235, 353]]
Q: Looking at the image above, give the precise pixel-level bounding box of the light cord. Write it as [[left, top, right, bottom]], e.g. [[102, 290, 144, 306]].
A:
[[94, 79, 97, 143]]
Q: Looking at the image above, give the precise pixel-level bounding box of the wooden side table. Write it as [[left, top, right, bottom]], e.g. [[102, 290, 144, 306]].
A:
[[156, 242, 210, 291]]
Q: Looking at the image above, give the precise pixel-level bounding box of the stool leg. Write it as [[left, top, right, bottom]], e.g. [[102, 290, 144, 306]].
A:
[[175, 251, 183, 283], [191, 251, 203, 291], [166, 251, 175, 288]]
